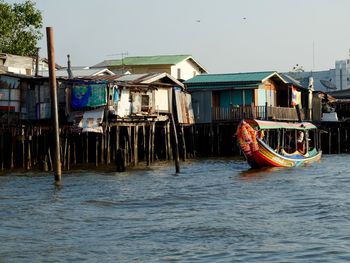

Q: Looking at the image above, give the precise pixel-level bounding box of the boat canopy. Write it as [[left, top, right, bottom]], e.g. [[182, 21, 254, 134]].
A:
[[245, 119, 317, 130]]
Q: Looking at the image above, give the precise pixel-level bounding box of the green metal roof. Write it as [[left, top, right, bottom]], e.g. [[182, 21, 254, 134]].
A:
[[187, 83, 258, 90], [246, 119, 317, 130], [93, 55, 191, 67], [185, 71, 276, 85]]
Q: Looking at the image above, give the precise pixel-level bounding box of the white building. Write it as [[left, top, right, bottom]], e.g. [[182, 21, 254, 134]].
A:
[[335, 59, 350, 90]]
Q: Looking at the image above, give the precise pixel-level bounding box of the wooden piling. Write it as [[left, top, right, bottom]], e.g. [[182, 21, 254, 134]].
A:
[[169, 114, 180, 173], [151, 123, 155, 163], [345, 129, 348, 153], [181, 125, 186, 161], [134, 125, 138, 166], [95, 133, 99, 167], [0, 131, 3, 171], [101, 132, 105, 164], [338, 127, 341, 154], [67, 137, 71, 170], [328, 129, 332, 154], [107, 126, 111, 165], [11, 132, 14, 169], [46, 27, 62, 183], [146, 124, 151, 166], [86, 132, 89, 163]]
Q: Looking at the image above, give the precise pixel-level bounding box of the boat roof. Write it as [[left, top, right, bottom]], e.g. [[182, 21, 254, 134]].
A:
[[246, 119, 317, 130]]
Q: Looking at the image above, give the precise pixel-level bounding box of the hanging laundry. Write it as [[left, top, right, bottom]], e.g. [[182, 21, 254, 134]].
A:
[[291, 86, 298, 106], [71, 83, 107, 109], [113, 86, 119, 105]]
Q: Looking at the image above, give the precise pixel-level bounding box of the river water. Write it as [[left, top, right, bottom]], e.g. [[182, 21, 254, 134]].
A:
[[0, 155, 350, 262]]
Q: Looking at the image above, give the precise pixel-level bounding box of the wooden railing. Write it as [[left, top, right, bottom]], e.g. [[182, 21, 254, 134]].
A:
[[212, 105, 308, 122]]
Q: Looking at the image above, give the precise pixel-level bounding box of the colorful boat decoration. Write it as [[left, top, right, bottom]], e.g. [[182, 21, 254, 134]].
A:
[[236, 119, 322, 168]]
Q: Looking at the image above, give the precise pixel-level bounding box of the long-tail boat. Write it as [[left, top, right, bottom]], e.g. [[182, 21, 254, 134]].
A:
[[236, 119, 322, 168]]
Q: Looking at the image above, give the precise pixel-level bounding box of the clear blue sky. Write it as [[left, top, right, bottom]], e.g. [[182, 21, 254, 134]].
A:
[[7, 0, 350, 73]]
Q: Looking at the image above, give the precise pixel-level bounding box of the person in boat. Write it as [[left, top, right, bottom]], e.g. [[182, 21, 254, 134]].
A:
[[257, 130, 265, 140], [297, 131, 306, 154]]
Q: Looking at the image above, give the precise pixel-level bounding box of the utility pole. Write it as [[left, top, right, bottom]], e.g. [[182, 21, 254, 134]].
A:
[[46, 27, 62, 183]]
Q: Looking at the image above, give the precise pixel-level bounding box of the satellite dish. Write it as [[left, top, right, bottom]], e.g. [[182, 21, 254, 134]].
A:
[[320, 79, 337, 90]]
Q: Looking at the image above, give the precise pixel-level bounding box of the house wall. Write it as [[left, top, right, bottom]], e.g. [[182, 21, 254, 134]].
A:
[[108, 59, 203, 81], [191, 91, 212, 123], [175, 89, 195, 124], [131, 90, 153, 114], [219, 89, 253, 107], [154, 88, 170, 113], [0, 75, 21, 112], [1, 55, 33, 75], [117, 88, 131, 117], [259, 80, 277, 106], [171, 60, 203, 80], [109, 65, 171, 75]]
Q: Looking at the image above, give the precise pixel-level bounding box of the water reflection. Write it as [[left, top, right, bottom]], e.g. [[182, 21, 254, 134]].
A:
[[239, 167, 283, 180]]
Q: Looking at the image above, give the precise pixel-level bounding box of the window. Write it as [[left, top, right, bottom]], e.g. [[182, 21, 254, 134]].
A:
[[177, 68, 181, 79], [141, 95, 150, 112]]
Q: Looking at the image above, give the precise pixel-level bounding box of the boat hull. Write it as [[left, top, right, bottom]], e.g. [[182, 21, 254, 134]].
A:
[[236, 119, 322, 169], [246, 138, 322, 168]]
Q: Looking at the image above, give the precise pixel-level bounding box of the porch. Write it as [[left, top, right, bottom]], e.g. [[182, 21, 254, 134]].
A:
[[212, 105, 313, 122]]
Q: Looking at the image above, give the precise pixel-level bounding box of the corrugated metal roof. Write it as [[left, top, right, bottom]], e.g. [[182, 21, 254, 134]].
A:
[[73, 72, 184, 88], [93, 55, 191, 67], [185, 71, 276, 84], [41, 68, 114, 78], [280, 73, 307, 89], [187, 83, 258, 90]]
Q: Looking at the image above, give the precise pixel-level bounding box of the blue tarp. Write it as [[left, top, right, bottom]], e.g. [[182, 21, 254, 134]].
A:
[[71, 83, 107, 109]]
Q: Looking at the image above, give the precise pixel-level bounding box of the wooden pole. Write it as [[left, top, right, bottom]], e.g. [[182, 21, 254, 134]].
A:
[[73, 138, 76, 165], [345, 129, 348, 153], [107, 126, 111, 165], [67, 136, 71, 171], [127, 126, 132, 165], [0, 131, 3, 171], [151, 123, 155, 163], [295, 104, 302, 123], [116, 125, 120, 154], [146, 124, 150, 166], [181, 125, 186, 161], [134, 125, 138, 166], [46, 27, 61, 183], [11, 131, 14, 169], [143, 125, 146, 161], [169, 114, 180, 173], [95, 133, 99, 167], [328, 129, 332, 154], [338, 127, 341, 154], [192, 125, 196, 158], [164, 124, 168, 160], [217, 125, 220, 156], [86, 132, 89, 163]]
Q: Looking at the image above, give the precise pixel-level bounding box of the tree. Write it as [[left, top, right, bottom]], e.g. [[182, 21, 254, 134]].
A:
[[0, 0, 43, 56]]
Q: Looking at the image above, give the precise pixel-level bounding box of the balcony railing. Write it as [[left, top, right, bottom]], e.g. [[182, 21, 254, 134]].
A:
[[212, 105, 310, 122]]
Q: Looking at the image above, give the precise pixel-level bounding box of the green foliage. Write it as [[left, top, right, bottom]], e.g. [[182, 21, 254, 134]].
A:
[[0, 0, 43, 56]]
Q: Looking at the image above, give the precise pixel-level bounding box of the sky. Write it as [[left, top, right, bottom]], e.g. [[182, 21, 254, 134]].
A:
[[6, 0, 350, 73]]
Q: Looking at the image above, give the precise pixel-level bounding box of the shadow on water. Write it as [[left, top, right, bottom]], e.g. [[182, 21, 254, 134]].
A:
[[239, 166, 285, 180]]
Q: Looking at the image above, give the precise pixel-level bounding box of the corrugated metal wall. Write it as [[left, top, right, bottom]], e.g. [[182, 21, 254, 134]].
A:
[[191, 91, 212, 123]]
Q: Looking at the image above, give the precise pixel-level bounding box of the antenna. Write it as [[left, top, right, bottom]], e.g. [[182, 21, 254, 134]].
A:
[[312, 41, 315, 71], [106, 52, 129, 73], [106, 52, 128, 61]]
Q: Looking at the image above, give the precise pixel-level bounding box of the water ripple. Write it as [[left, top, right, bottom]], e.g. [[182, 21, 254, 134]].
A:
[[1, 156, 350, 262]]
